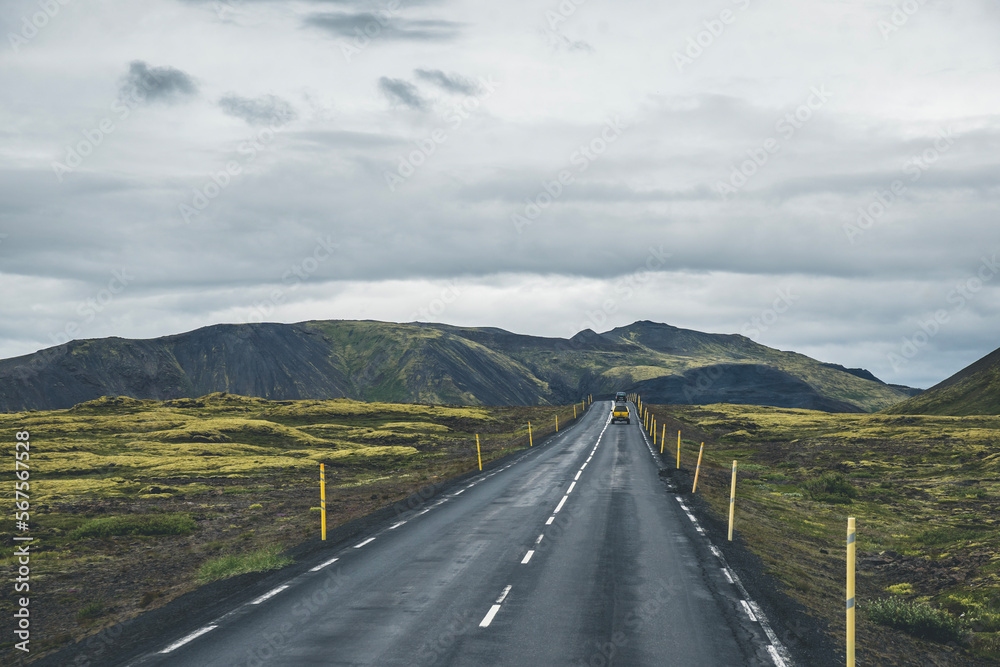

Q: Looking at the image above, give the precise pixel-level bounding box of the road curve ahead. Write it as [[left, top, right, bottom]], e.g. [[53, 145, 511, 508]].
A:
[[129, 402, 789, 666]]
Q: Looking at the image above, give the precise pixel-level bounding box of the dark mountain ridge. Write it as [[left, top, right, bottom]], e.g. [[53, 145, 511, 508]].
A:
[[0, 319, 913, 413]]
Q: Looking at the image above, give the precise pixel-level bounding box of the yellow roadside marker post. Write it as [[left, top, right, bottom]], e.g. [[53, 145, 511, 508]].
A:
[[652, 419, 656, 445], [476, 434, 483, 471], [728, 461, 737, 541], [320, 463, 327, 541], [660, 423, 666, 454], [676, 431, 681, 469], [574, 405, 577, 419], [847, 517, 856, 667], [692, 443, 705, 493], [528, 421, 533, 447], [555, 415, 559, 432]]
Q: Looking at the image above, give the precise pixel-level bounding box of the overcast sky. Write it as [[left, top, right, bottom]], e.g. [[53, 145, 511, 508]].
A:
[[2, 0, 998, 389]]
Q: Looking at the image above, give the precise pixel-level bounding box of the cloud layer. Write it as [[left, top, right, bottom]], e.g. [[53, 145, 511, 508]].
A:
[[1, 0, 999, 391]]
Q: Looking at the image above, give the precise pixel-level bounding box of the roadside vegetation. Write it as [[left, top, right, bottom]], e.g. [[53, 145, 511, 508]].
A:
[[649, 403, 1000, 665], [0, 392, 585, 660]]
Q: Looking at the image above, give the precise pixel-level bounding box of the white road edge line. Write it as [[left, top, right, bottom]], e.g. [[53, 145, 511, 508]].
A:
[[567, 481, 576, 494], [741, 599, 758, 622], [521, 550, 535, 564], [496, 585, 512, 603], [251, 585, 289, 605], [546, 516, 555, 525], [656, 419, 793, 666], [536, 534, 544, 544], [553, 495, 568, 513], [388, 521, 406, 530], [574, 471, 582, 480], [309, 557, 339, 572], [160, 625, 218, 653], [354, 537, 375, 549], [722, 568, 734, 584]]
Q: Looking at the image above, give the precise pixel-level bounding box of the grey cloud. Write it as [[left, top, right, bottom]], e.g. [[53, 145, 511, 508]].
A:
[[414, 69, 479, 95], [378, 77, 425, 109], [118, 61, 197, 104], [304, 12, 462, 41], [219, 94, 298, 127], [289, 130, 408, 150]]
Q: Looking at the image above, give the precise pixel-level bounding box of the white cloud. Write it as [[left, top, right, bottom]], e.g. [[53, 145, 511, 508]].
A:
[[1, 0, 999, 392]]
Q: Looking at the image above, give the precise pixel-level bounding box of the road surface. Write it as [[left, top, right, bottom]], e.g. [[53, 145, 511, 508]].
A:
[[128, 401, 789, 666]]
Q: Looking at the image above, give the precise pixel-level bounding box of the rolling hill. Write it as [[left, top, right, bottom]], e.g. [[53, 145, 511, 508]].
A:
[[0, 319, 915, 413], [884, 344, 1000, 415]]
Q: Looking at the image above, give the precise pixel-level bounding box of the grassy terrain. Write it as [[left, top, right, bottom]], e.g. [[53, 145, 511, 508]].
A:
[[0, 392, 585, 661], [648, 402, 1000, 665]]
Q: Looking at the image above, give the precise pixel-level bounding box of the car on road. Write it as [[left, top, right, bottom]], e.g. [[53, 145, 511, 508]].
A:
[[615, 391, 627, 403], [611, 403, 630, 424]]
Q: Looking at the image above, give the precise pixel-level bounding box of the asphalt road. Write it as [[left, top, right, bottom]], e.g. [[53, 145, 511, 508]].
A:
[[128, 402, 790, 666]]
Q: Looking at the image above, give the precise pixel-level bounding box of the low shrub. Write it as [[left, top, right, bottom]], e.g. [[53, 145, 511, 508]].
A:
[[867, 597, 966, 643], [77, 601, 105, 621], [914, 526, 986, 546], [198, 546, 292, 583], [802, 472, 857, 504], [70, 513, 195, 539]]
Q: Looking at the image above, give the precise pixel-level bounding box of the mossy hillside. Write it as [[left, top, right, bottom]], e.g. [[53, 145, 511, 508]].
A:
[[656, 403, 1000, 664], [307, 320, 551, 405], [2, 320, 912, 413], [885, 348, 1000, 417]]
